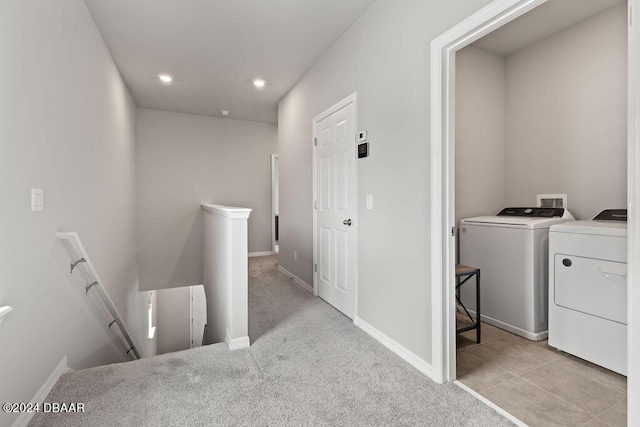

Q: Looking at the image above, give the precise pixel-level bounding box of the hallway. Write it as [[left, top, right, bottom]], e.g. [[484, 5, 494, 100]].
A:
[[32, 256, 511, 426]]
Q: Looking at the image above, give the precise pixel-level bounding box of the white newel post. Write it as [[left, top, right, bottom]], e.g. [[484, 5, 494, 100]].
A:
[[201, 204, 252, 350]]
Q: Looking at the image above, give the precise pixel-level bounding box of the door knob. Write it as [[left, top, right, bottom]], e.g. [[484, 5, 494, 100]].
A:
[[343, 219, 352, 226]]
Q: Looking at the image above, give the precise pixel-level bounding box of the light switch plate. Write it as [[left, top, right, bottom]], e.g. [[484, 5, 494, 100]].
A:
[[358, 130, 368, 142], [31, 188, 44, 212]]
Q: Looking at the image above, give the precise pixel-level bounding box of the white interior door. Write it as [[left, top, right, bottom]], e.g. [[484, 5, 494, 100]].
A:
[[271, 154, 279, 254], [314, 95, 357, 319]]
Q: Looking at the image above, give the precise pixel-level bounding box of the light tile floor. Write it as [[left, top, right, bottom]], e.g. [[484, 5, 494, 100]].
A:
[[457, 320, 627, 426]]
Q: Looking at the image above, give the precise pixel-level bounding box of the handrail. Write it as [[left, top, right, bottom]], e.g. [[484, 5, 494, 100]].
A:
[[56, 232, 140, 360]]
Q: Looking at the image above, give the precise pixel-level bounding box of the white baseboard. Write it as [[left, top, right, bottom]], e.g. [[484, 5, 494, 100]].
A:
[[225, 330, 250, 350], [354, 316, 434, 379], [465, 309, 547, 341], [249, 251, 274, 258], [277, 265, 313, 294], [13, 356, 68, 427], [454, 381, 526, 427]]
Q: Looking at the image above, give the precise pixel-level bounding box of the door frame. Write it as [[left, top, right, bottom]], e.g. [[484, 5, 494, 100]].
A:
[[430, 4, 639, 422], [429, 0, 546, 384], [312, 92, 358, 316], [627, 1, 640, 421], [271, 154, 279, 254]]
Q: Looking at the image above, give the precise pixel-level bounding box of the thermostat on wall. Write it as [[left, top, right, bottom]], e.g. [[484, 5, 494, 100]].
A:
[[358, 143, 369, 158], [358, 130, 368, 142]]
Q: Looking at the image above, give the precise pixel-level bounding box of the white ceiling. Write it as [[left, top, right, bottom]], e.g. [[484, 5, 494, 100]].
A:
[[474, 0, 625, 56], [85, 0, 625, 124], [84, 0, 376, 124]]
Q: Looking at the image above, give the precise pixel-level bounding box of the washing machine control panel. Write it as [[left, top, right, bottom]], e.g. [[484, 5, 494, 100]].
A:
[[497, 207, 565, 217], [593, 209, 627, 222]]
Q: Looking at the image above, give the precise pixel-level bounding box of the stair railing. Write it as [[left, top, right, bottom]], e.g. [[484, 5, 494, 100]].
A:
[[57, 232, 140, 360]]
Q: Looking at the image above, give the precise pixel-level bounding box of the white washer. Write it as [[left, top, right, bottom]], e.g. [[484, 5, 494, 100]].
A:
[[459, 207, 574, 340], [548, 209, 627, 375]]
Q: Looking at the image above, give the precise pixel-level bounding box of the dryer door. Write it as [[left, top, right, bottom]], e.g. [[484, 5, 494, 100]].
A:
[[554, 254, 627, 324]]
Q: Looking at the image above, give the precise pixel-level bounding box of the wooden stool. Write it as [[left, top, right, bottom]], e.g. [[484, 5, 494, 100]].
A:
[[455, 264, 481, 343]]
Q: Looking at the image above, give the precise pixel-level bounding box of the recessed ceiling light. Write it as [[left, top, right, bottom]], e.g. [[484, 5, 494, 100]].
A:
[[158, 74, 173, 83], [221, 110, 229, 116], [253, 78, 266, 88]]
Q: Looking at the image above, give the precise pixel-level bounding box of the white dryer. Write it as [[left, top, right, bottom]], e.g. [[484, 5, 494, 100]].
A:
[[548, 209, 627, 375], [460, 207, 574, 340]]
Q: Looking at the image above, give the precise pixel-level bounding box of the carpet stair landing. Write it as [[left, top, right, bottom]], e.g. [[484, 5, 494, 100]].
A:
[[31, 255, 513, 426]]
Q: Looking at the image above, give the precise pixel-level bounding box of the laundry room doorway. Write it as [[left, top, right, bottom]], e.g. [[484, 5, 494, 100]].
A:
[[430, 0, 639, 424]]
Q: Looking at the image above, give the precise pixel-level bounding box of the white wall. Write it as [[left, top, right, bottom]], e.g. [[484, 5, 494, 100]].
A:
[[136, 109, 278, 291], [0, 1, 153, 424], [455, 46, 507, 224], [456, 5, 627, 222], [156, 287, 191, 354], [278, 0, 493, 365], [504, 5, 628, 219]]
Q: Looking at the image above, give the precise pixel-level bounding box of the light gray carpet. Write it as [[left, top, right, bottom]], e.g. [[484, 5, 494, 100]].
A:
[[31, 255, 513, 426]]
